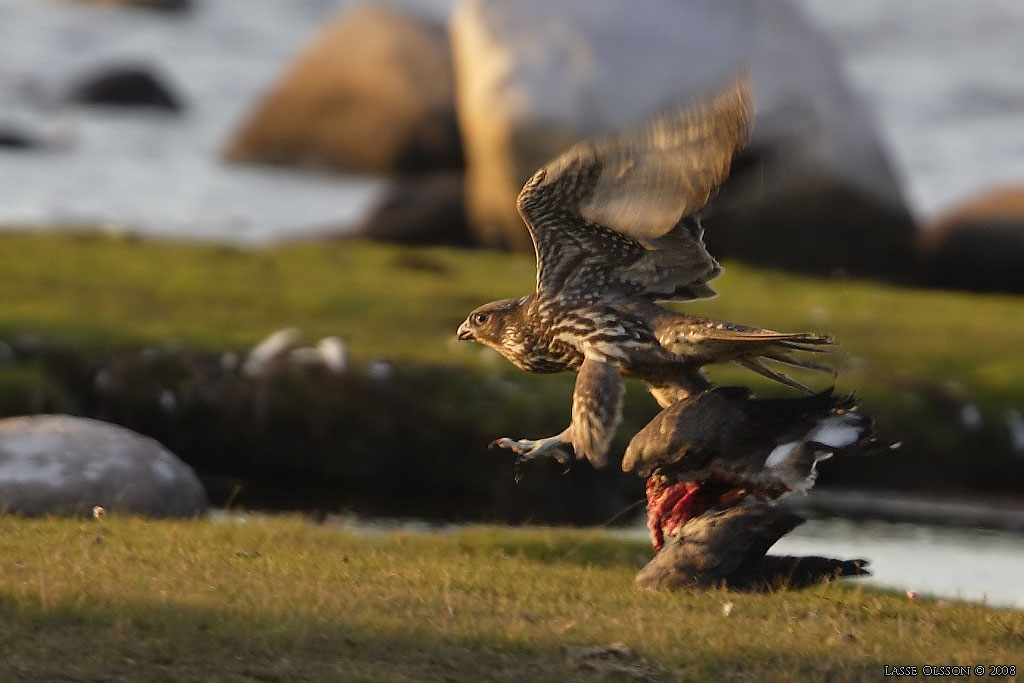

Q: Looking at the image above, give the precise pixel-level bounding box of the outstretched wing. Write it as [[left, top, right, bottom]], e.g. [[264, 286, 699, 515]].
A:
[[516, 73, 753, 305]]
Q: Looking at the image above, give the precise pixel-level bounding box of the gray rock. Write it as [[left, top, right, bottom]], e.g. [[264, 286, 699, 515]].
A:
[[450, 0, 916, 277], [0, 415, 207, 517]]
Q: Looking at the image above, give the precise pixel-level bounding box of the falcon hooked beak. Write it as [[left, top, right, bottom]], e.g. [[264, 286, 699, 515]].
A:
[[456, 323, 475, 341]]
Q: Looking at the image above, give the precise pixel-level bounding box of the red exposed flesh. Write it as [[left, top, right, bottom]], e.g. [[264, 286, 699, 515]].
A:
[[645, 477, 741, 550]]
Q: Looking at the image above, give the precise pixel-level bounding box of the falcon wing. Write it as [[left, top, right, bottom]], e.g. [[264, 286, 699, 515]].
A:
[[516, 73, 753, 305]]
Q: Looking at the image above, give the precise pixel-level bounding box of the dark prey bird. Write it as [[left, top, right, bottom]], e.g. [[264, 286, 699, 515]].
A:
[[456, 74, 832, 468], [622, 387, 895, 550]]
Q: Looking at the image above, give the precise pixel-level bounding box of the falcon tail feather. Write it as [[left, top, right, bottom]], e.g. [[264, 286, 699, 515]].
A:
[[737, 357, 818, 394], [776, 338, 835, 353], [759, 350, 835, 374]]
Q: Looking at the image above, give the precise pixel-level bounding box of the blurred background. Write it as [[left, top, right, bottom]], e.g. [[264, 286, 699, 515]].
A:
[[0, 0, 1022, 603]]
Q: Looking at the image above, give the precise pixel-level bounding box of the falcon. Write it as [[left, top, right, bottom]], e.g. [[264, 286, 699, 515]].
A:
[[622, 387, 894, 550], [456, 74, 832, 468]]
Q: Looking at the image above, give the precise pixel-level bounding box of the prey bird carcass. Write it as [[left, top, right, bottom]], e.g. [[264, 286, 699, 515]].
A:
[[623, 387, 892, 550]]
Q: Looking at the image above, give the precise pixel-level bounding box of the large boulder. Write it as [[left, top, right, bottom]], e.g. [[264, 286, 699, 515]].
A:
[[0, 415, 207, 517], [450, 0, 916, 278], [918, 186, 1024, 293], [225, 3, 462, 175]]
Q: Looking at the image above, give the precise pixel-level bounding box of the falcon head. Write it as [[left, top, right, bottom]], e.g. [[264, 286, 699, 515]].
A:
[[456, 299, 520, 348]]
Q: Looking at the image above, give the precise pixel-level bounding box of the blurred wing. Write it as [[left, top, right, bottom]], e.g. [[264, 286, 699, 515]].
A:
[[516, 73, 753, 304]]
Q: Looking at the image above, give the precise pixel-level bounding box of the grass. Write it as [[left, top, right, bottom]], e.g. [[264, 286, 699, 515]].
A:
[[0, 231, 533, 360], [1, 230, 1021, 402], [0, 516, 1020, 682]]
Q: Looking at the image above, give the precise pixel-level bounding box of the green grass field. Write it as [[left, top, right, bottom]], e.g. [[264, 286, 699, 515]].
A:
[[0, 516, 1020, 682], [1, 230, 1021, 406]]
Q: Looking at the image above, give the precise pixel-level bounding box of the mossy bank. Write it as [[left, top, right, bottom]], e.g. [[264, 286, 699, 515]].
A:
[[1, 231, 1022, 519]]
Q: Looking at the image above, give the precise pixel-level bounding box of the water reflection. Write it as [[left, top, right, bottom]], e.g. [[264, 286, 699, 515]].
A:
[[769, 517, 1024, 608]]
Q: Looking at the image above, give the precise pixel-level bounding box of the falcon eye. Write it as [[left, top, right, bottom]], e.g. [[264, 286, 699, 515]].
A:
[[473, 312, 489, 325]]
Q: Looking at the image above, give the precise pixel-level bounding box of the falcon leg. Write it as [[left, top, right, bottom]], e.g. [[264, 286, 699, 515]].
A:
[[490, 356, 623, 470], [492, 429, 573, 465]]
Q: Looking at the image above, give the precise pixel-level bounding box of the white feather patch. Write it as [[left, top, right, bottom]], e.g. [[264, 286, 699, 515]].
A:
[[807, 415, 863, 448], [764, 441, 800, 469]]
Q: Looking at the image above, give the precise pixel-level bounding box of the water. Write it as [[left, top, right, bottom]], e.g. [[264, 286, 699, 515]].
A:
[[1, 0, 1022, 240], [770, 517, 1024, 609], [794, 0, 1024, 219], [0, 0, 445, 241]]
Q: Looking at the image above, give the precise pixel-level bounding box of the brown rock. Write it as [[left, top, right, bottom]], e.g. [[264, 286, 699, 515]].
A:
[[225, 3, 462, 175], [919, 186, 1024, 292]]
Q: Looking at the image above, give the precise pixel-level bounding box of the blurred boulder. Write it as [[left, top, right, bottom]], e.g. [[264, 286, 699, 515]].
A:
[[70, 0, 192, 11], [67, 64, 183, 111], [702, 167, 916, 278], [225, 3, 462, 175], [918, 187, 1024, 293], [357, 171, 472, 245], [450, 0, 916, 278], [0, 415, 207, 517], [0, 127, 40, 150]]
